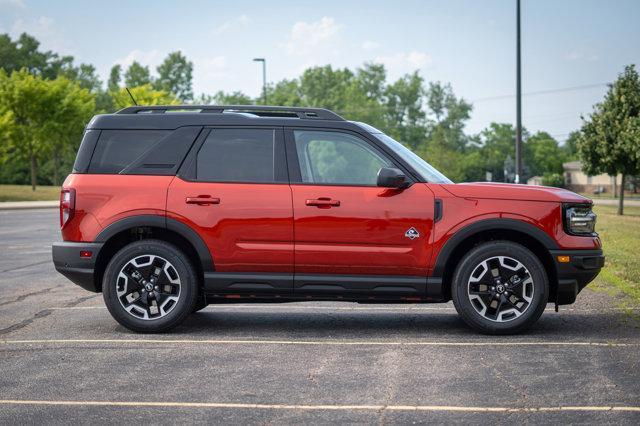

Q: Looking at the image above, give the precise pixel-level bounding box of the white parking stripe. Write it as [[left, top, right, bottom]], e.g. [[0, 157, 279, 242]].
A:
[[1, 339, 636, 347], [0, 399, 638, 412]]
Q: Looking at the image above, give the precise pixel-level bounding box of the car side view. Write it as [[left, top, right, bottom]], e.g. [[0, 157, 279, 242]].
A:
[[52, 105, 604, 334]]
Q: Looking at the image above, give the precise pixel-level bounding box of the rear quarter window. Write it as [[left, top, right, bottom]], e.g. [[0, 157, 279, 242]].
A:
[[88, 130, 169, 174], [196, 129, 276, 183]]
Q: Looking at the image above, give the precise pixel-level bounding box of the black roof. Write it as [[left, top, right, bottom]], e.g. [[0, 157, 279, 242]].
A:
[[88, 105, 365, 131]]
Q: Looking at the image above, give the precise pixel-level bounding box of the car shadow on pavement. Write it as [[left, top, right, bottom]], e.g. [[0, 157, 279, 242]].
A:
[[158, 308, 640, 340]]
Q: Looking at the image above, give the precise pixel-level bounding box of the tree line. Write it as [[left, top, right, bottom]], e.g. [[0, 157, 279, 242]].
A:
[[1, 32, 637, 208]]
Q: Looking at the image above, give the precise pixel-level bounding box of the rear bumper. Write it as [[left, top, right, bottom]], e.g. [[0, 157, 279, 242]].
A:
[[52, 242, 104, 292], [549, 249, 605, 305]]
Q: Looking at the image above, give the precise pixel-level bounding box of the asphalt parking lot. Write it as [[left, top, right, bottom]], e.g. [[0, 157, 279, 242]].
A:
[[1, 208, 639, 424]]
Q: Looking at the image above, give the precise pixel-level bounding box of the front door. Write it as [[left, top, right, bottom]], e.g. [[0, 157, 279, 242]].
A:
[[167, 127, 294, 293], [287, 128, 435, 295]]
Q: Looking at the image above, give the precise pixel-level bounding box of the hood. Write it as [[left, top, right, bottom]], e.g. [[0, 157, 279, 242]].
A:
[[441, 182, 591, 203]]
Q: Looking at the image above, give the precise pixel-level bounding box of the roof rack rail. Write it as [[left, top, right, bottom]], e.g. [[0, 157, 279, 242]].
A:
[[115, 105, 345, 121]]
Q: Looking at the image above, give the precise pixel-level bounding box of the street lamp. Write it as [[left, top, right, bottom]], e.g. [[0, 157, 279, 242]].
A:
[[515, 0, 523, 183], [253, 58, 267, 105]]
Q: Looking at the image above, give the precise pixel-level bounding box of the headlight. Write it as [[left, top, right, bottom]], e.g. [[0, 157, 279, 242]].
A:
[[564, 204, 597, 235]]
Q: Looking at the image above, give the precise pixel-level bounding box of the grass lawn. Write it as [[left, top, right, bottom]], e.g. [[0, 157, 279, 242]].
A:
[[591, 204, 640, 308], [579, 192, 640, 200], [0, 184, 60, 202]]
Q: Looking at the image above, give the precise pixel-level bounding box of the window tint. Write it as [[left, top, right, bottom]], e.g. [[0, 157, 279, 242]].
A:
[[88, 130, 169, 174], [294, 130, 391, 185], [197, 129, 275, 182]]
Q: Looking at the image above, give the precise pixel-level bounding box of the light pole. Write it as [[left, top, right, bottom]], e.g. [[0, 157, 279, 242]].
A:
[[253, 58, 267, 105], [515, 0, 523, 183]]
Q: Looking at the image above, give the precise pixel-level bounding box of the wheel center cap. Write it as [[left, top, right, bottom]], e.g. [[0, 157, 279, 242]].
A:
[[145, 283, 154, 291], [496, 284, 506, 294]]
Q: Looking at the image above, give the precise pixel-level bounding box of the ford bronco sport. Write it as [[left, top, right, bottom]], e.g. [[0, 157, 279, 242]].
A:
[[52, 105, 604, 334]]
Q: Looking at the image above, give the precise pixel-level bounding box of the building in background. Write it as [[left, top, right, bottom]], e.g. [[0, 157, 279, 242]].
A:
[[563, 161, 621, 194], [526, 175, 543, 186]]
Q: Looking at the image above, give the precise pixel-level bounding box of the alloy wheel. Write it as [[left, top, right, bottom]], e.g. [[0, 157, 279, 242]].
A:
[[116, 254, 181, 320], [467, 255, 534, 322]]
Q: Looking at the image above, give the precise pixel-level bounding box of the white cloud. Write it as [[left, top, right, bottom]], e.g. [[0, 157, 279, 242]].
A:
[[284, 17, 341, 55], [200, 55, 228, 76], [10, 16, 73, 54], [213, 14, 251, 35], [115, 49, 162, 69], [375, 50, 432, 73], [565, 49, 599, 62], [0, 0, 25, 10], [361, 40, 380, 51]]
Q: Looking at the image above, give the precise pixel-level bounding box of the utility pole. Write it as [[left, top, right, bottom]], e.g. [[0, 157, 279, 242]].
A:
[[253, 58, 267, 105], [515, 0, 523, 183]]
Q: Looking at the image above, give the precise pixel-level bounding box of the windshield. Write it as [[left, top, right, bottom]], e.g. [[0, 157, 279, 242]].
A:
[[373, 133, 453, 184]]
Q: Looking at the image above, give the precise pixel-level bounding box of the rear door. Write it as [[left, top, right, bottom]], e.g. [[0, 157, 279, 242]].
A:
[[286, 128, 435, 296], [167, 127, 294, 294]]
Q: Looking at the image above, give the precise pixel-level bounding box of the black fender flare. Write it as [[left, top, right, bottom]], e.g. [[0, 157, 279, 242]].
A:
[[431, 218, 558, 278], [95, 215, 214, 271]]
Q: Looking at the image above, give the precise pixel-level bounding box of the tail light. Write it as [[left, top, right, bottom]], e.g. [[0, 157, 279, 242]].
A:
[[60, 188, 76, 228]]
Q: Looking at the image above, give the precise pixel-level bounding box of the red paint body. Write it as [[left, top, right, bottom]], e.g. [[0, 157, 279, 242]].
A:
[[61, 174, 600, 277]]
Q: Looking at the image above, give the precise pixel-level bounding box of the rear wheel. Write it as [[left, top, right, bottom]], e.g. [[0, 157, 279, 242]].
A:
[[451, 241, 548, 334], [103, 240, 197, 333]]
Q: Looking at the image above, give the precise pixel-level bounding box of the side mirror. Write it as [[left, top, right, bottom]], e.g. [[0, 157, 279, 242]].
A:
[[377, 167, 410, 189]]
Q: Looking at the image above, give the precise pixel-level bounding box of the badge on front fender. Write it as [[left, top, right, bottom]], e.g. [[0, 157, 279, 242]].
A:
[[405, 227, 420, 240]]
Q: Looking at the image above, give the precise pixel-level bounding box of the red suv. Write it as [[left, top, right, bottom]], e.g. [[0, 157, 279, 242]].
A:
[[52, 105, 604, 334]]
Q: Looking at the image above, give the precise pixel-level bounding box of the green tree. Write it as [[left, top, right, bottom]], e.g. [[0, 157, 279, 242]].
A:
[[578, 64, 640, 215], [108, 64, 122, 92], [478, 123, 517, 182], [525, 131, 565, 177], [424, 82, 472, 151], [45, 77, 95, 184], [562, 130, 580, 159], [124, 61, 151, 87], [211, 91, 253, 105], [384, 72, 427, 150], [0, 69, 95, 189], [110, 84, 178, 109], [155, 51, 193, 101]]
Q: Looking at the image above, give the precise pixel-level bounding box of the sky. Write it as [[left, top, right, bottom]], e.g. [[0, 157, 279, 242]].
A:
[[1, 0, 639, 140]]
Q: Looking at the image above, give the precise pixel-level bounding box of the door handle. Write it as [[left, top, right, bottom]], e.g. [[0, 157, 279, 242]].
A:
[[186, 196, 220, 205], [306, 197, 340, 208]]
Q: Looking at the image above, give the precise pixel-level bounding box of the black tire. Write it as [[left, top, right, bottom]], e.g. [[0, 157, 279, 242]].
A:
[[451, 241, 548, 335], [103, 239, 198, 333]]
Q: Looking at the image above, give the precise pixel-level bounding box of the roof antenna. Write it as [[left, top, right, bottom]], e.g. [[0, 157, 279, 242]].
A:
[[125, 87, 138, 106]]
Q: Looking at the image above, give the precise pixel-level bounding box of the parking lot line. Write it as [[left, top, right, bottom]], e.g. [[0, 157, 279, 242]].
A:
[[0, 399, 638, 412], [1, 339, 636, 347]]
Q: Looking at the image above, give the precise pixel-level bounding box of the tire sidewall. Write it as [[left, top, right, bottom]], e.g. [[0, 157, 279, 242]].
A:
[[451, 241, 548, 334], [103, 240, 197, 333]]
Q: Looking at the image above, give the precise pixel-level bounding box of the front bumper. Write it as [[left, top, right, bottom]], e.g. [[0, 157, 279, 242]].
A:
[[52, 242, 104, 292], [549, 249, 605, 305]]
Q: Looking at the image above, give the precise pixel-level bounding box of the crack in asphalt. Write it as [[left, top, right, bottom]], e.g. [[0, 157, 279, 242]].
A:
[[0, 260, 51, 273], [0, 294, 100, 336], [0, 309, 52, 336], [0, 285, 62, 307]]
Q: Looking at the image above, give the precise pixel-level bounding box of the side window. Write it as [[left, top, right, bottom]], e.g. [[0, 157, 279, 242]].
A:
[[293, 130, 391, 185], [196, 129, 276, 183], [88, 130, 169, 174]]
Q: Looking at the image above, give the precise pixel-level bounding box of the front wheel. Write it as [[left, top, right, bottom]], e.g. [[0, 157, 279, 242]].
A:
[[451, 241, 548, 335], [103, 240, 198, 333]]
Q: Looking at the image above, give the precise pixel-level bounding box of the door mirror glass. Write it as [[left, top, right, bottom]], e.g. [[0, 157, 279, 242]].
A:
[[377, 167, 409, 188]]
